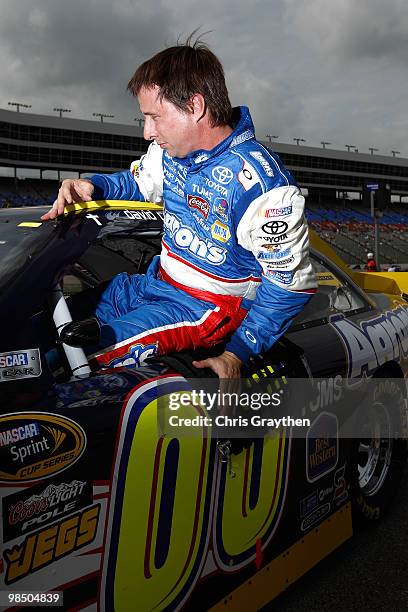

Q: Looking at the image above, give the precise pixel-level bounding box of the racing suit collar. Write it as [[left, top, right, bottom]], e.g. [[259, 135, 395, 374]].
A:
[[171, 106, 255, 168]]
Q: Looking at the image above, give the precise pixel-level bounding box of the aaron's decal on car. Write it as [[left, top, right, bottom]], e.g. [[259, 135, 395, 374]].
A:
[[330, 305, 408, 380]]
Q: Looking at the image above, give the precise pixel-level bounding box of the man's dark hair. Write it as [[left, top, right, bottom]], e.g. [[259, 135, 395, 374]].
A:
[[127, 36, 232, 127]]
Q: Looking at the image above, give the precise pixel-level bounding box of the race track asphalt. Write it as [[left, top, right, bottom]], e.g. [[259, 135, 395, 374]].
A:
[[263, 468, 408, 611]]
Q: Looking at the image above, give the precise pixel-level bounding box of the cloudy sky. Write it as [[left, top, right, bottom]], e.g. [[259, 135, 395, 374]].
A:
[[1, 0, 407, 157]]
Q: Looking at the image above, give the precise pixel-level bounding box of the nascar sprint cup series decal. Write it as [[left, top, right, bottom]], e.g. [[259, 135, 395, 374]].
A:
[[0, 349, 41, 382], [0, 413, 86, 482]]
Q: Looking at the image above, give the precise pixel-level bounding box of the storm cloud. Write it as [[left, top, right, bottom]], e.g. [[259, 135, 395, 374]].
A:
[[0, 0, 406, 157]]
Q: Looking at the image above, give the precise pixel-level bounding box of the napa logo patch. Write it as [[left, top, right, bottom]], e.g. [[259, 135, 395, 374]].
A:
[[0, 413, 86, 483], [211, 220, 231, 243]]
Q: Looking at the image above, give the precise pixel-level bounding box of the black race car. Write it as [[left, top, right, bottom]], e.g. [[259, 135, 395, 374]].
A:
[[0, 201, 407, 611]]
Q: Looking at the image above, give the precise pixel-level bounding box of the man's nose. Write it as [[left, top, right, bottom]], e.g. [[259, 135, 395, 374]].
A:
[[143, 117, 156, 141]]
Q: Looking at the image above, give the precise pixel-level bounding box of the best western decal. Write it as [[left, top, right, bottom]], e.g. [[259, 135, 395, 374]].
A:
[[3, 504, 100, 585], [306, 412, 338, 482], [330, 306, 408, 380], [0, 413, 86, 483], [0, 349, 41, 382], [3, 479, 93, 541]]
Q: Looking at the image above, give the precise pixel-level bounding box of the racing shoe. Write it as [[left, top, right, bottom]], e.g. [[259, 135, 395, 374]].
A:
[[60, 316, 101, 347]]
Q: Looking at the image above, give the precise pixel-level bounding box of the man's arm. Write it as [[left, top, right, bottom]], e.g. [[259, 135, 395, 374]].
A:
[[226, 184, 316, 361], [41, 141, 164, 220], [192, 351, 242, 378], [41, 178, 96, 220], [194, 184, 316, 376], [41, 171, 144, 220]]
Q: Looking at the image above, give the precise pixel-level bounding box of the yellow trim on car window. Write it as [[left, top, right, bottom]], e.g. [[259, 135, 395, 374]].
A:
[[18, 222, 43, 227], [63, 200, 163, 214]]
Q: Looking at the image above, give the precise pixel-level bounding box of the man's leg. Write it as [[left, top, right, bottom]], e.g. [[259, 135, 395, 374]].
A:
[[88, 275, 246, 368], [89, 298, 222, 368]]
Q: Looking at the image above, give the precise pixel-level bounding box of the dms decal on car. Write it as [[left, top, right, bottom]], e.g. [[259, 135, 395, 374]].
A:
[[0, 349, 41, 382], [330, 306, 408, 380], [101, 376, 291, 612], [308, 375, 343, 413], [3, 479, 93, 541], [306, 412, 338, 483], [0, 413, 86, 482], [3, 504, 100, 585]]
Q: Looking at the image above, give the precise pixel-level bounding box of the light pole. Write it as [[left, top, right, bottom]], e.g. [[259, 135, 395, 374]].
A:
[[320, 141, 331, 149], [345, 144, 355, 152], [92, 112, 114, 123], [134, 117, 145, 128], [293, 138, 305, 146], [368, 147, 379, 155], [265, 134, 278, 143], [8, 101, 31, 113], [53, 107, 71, 118], [391, 150, 400, 157]]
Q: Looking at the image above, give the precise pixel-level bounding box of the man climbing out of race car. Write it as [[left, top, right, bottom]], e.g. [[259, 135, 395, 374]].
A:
[[41, 36, 316, 378]]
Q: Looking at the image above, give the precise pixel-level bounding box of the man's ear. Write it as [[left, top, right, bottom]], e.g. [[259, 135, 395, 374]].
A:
[[189, 93, 207, 122]]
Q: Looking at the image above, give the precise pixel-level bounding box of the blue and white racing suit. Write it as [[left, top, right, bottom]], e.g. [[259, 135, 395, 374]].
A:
[[89, 106, 316, 368]]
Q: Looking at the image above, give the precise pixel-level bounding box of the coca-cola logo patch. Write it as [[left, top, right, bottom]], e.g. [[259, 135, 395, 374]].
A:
[[188, 194, 210, 219]]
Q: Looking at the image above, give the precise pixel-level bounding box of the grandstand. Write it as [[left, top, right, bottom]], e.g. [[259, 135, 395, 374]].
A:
[[1, 107, 408, 266]]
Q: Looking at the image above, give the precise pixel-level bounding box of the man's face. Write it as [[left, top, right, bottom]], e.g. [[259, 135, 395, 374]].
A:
[[138, 85, 198, 158]]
